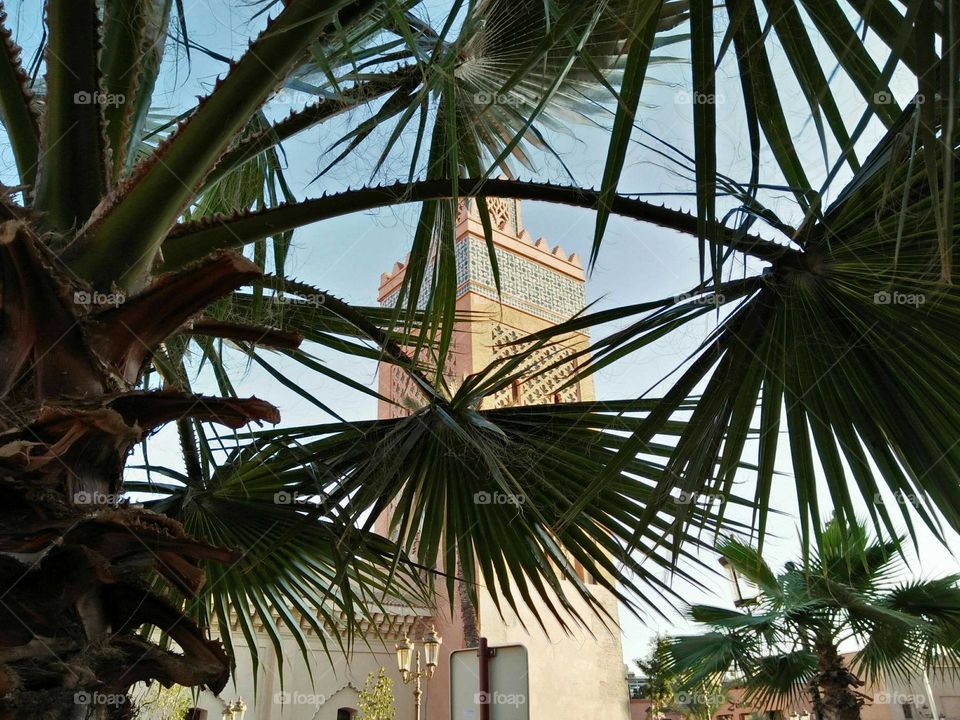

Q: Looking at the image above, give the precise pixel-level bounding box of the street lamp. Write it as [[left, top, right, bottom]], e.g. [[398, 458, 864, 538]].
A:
[[396, 626, 443, 720], [231, 698, 247, 720], [719, 554, 757, 608], [222, 698, 246, 720]]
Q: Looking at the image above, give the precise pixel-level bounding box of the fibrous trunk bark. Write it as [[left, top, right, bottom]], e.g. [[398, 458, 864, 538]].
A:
[[457, 557, 480, 647], [812, 642, 865, 720], [0, 221, 283, 718]]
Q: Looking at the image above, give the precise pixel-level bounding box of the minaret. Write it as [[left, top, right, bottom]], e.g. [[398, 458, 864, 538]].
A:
[[376, 197, 630, 720], [377, 196, 591, 412]]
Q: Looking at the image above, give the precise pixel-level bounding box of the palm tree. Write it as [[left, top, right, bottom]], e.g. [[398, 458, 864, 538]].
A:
[[0, 0, 954, 718], [666, 519, 960, 720]]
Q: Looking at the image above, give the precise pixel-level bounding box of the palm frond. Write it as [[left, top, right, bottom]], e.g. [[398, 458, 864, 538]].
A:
[[228, 347, 755, 633], [551, 101, 960, 555]]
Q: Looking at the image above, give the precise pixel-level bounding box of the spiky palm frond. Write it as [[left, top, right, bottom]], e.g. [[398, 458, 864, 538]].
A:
[[212, 354, 754, 635], [529, 99, 960, 558]]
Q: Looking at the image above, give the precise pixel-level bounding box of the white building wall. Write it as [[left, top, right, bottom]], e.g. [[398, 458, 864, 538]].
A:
[[476, 579, 630, 720], [188, 633, 418, 720]]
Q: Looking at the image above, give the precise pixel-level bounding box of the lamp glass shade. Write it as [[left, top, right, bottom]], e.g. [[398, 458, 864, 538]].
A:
[[422, 627, 442, 668], [396, 638, 412, 673]]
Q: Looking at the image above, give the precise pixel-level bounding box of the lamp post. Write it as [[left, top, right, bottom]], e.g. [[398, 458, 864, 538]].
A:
[[396, 626, 442, 720], [231, 698, 247, 720], [222, 698, 246, 720], [718, 555, 757, 608]]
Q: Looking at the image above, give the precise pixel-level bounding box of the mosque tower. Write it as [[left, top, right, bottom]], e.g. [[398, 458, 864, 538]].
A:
[[376, 197, 629, 720]]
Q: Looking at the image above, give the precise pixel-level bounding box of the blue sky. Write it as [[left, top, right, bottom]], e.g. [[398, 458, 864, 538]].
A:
[[2, 0, 957, 667]]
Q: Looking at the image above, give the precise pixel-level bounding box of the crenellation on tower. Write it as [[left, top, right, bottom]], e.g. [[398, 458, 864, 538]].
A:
[[378, 195, 586, 324], [377, 195, 593, 417]]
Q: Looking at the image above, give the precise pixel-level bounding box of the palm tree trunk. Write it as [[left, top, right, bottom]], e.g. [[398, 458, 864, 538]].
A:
[[808, 682, 826, 720], [812, 642, 864, 720], [457, 558, 480, 647], [0, 225, 276, 717]]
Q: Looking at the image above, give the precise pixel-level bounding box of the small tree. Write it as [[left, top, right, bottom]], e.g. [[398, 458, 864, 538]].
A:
[[637, 636, 679, 719], [675, 677, 727, 720], [357, 668, 396, 720], [130, 683, 191, 720]]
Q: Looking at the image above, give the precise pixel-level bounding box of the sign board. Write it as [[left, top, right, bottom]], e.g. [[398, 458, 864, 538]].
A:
[[450, 644, 529, 720]]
